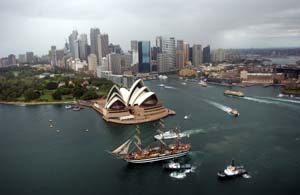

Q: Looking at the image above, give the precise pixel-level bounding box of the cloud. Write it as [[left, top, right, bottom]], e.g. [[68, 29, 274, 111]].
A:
[[0, 0, 300, 56]]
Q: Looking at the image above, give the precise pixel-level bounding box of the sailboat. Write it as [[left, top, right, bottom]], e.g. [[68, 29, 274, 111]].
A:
[[111, 125, 191, 163]]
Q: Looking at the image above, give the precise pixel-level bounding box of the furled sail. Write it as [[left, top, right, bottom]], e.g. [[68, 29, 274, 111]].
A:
[[112, 139, 131, 155]]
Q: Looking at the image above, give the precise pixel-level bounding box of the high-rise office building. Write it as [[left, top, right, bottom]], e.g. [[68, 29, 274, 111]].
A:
[[151, 47, 159, 61], [97, 34, 109, 65], [50, 46, 57, 66], [90, 28, 100, 61], [74, 40, 80, 59], [26, 52, 34, 64], [156, 36, 163, 52], [189, 47, 193, 62], [68, 30, 78, 58], [18, 54, 26, 64], [176, 50, 185, 69], [192, 44, 202, 66], [212, 48, 225, 62], [109, 44, 122, 54], [79, 34, 88, 60], [88, 53, 97, 71], [203, 45, 211, 64], [158, 37, 176, 73], [107, 53, 122, 75], [131, 40, 139, 66], [100, 34, 109, 58], [183, 42, 190, 64], [177, 40, 184, 51], [8, 54, 16, 65], [138, 41, 151, 73]]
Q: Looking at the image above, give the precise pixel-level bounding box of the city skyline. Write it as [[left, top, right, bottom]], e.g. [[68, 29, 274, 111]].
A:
[[1, 0, 300, 56]]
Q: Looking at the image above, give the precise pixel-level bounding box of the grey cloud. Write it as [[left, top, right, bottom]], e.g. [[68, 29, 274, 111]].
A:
[[0, 0, 300, 56]]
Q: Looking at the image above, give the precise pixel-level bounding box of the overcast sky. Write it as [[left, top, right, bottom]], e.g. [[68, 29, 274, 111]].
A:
[[1, 0, 300, 56]]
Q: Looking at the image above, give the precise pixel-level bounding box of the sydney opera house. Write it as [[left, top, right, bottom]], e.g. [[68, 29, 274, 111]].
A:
[[93, 79, 175, 124]]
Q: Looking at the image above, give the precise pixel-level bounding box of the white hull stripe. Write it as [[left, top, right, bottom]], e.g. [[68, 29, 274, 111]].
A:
[[125, 151, 189, 163]]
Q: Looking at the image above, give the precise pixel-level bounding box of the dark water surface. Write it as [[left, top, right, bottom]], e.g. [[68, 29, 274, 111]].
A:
[[1, 77, 300, 195]]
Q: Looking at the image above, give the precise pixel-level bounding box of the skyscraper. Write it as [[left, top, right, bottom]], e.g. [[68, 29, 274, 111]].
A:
[[131, 40, 139, 66], [26, 52, 34, 64], [107, 53, 122, 75], [203, 45, 211, 64], [158, 37, 176, 73], [183, 42, 190, 64], [90, 28, 100, 60], [176, 50, 184, 69], [68, 30, 78, 58], [192, 44, 202, 66], [74, 40, 80, 59], [138, 41, 151, 73], [177, 40, 184, 51], [50, 46, 57, 66], [79, 34, 88, 60], [156, 36, 163, 52], [101, 34, 109, 58], [212, 48, 225, 62], [8, 54, 16, 65]]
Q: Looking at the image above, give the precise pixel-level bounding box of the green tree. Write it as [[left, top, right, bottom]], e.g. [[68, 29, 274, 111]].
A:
[[82, 90, 98, 100], [52, 90, 62, 100], [46, 82, 58, 90], [24, 88, 40, 101]]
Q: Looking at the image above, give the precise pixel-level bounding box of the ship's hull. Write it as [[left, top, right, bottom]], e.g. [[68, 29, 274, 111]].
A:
[[125, 151, 189, 164]]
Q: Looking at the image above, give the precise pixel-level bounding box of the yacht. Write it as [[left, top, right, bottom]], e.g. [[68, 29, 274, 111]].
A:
[[163, 161, 192, 170]]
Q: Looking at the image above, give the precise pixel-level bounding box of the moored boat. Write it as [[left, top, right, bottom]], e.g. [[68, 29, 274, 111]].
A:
[[65, 105, 72, 109], [224, 90, 245, 97], [217, 160, 247, 179], [111, 126, 191, 164]]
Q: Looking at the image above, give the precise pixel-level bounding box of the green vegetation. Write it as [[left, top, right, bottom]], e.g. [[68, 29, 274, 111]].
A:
[[0, 66, 114, 102]]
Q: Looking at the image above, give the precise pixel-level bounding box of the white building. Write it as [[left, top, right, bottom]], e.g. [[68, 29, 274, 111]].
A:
[[88, 54, 97, 71], [192, 44, 202, 66]]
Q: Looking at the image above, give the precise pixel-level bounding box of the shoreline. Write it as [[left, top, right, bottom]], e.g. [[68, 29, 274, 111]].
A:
[[0, 100, 76, 106]]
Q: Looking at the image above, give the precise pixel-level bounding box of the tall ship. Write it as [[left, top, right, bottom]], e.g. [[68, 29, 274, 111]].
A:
[[224, 90, 245, 97], [111, 125, 191, 163]]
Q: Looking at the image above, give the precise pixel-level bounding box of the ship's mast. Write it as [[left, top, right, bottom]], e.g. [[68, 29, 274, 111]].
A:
[[134, 125, 143, 153]]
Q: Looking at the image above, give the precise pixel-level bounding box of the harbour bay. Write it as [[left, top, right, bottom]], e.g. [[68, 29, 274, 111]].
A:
[[1, 77, 300, 195]]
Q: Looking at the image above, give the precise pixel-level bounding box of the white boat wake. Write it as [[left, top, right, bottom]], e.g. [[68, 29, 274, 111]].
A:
[[242, 174, 252, 179], [158, 84, 177, 89], [169, 166, 196, 179], [182, 129, 206, 136], [242, 97, 279, 104], [254, 96, 300, 105], [206, 100, 233, 115]]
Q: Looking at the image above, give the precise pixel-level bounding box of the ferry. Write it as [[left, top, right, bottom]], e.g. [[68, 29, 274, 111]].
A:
[[154, 130, 188, 140], [224, 90, 245, 97], [217, 160, 247, 179]]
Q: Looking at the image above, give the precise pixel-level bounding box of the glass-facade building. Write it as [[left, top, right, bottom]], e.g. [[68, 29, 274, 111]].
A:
[[138, 41, 151, 73]]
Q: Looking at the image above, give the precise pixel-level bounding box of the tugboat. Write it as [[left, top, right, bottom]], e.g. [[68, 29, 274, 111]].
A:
[[217, 160, 247, 179], [224, 90, 245, 97], [163, 161, 192, 170]]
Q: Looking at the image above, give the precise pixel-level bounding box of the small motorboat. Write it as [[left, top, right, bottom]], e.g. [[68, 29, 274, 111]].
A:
[[49, 119, 53, 122], [181, 82, 187, 85], [199, 80, 208, 87], [163, 162, 192, 170], [184, 115, 189, 119], [154, 130, 187, 140], [65, 105, 72, 109], [49, 124, 53, 128], [72, 106, 82, 111], [158, 84, 165, 87], [229, 109, 239, 117], [217, 160, 247, 179]]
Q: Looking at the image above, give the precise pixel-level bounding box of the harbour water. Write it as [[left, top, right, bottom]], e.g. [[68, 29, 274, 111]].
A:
[[1, 77, 300, 195]]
